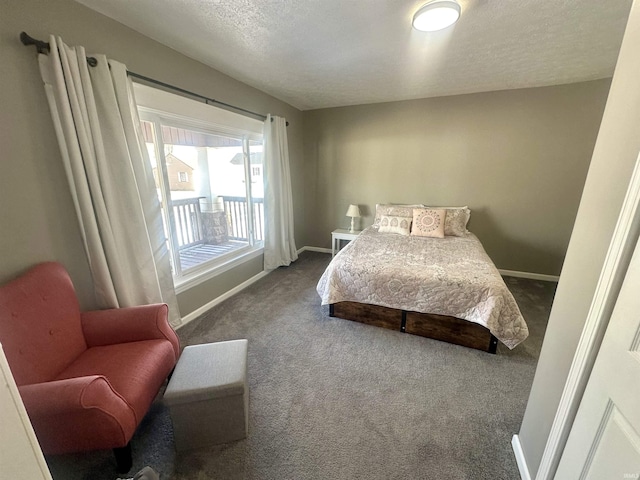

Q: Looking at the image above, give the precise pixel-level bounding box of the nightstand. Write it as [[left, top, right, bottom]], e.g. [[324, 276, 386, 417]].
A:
[[332, 229, 362, 257]]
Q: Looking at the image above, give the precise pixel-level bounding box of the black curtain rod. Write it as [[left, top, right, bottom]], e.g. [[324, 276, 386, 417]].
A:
[[126, 71, 289, 125], [20, 31, 288, 126]]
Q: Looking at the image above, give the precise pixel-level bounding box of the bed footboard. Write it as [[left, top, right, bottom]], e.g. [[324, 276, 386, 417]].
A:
[[329, 302, 498, 354]]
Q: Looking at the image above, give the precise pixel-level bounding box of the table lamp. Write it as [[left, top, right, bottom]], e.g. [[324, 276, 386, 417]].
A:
[[346, 204, 361, 233]]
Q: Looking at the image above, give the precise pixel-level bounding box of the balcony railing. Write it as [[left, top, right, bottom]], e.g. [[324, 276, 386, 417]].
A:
[[171, 196, 264, 249], [223, 196, 264, 242], [172, 198, 205, 249]]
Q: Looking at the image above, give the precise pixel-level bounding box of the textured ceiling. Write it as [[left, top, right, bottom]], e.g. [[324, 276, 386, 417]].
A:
[[74, 0, 632, 110]]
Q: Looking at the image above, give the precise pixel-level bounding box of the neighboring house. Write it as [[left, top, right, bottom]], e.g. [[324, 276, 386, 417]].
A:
[[153, 153, 195, 192], [230, 152, 264, 198]]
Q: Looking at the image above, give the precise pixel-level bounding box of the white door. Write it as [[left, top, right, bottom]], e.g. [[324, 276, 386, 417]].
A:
[[555, 235, 640, 479], [0, 344, 53, 479]]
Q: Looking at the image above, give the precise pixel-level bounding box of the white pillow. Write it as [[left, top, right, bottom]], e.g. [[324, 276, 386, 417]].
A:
[[374, 204, 423, 225], [378, 214, 412, 235]]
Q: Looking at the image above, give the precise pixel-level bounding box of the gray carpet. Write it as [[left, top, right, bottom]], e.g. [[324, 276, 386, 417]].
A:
[[46, 251, 555, 480]]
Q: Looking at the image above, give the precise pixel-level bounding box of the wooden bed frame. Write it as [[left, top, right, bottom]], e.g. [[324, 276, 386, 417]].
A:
[[330, 301, 498, 354]]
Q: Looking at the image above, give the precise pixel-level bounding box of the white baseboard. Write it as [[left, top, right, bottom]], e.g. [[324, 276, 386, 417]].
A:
[[177, 270, 271, 329], [499, 269, 559, 282], [512, 435, 532, 480], [298, 246, 332, 254]]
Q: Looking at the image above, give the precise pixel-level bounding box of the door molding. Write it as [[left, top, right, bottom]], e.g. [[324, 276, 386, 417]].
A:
[[535, 152, 640, 480]]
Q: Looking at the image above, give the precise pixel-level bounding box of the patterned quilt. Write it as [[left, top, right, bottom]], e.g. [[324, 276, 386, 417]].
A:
[[317, 226, 529, 349]]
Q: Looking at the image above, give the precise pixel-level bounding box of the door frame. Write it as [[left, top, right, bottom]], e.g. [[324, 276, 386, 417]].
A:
[[532, 152, 640, 480]]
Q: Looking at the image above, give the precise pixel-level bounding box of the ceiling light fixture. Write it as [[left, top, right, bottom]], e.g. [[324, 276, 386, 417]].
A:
[[412, 0, 461, 32]]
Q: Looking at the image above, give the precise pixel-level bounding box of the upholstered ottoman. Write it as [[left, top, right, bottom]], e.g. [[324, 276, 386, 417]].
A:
[[164, 339, 248, 451]]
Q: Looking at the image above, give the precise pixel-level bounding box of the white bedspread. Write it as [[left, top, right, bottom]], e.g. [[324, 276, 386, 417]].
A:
[[317, 226, 528, 349]]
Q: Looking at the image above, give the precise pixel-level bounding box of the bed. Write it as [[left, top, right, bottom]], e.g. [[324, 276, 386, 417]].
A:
[[316, 205, 528, 353]]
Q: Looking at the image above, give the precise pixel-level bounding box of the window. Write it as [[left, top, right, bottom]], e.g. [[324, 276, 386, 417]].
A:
[[135, 84, 264, 286]]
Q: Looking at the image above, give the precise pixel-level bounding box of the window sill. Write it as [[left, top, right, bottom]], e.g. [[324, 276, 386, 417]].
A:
[[174, 246, 264, 294]]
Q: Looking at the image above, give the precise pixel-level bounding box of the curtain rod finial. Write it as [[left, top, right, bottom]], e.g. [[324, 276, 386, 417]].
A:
[[20, 31, 50, 54]]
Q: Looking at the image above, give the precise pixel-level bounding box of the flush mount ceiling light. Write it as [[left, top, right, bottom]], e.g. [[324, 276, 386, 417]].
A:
[[412, 0, 461, 32]]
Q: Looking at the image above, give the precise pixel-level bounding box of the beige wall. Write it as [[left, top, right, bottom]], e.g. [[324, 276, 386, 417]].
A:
[[519, 0, 640, 476], [303, 80, 611, 275], [176, 255, 263, 316], [0, 0, 304, 316]]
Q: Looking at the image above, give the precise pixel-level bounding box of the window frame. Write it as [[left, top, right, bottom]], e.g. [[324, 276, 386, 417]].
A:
[[135, 84, 265, 290]]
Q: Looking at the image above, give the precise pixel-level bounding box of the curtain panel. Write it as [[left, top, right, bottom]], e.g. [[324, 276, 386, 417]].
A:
[[38, 36, 180, 326], [263, 115, 298, 270]]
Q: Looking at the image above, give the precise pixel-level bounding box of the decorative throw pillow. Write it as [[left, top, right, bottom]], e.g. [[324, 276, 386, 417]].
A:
[[378, 215, 412, 235], [443, 207, 471, 236], [411, 208, 446, 238], [423, 206, 471, 236], [374, 204, 423, 225]]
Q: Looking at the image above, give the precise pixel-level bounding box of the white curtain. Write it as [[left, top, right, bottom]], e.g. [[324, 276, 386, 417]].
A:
[[38, 36, 180, 326], [263, 115, 298, 270]]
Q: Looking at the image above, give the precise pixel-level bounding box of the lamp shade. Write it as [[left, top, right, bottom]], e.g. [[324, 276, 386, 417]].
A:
[[346, 204, 361, 218]]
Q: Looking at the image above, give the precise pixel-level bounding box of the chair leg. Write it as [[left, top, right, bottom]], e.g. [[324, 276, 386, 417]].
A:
[[113, 443, 132, 474]]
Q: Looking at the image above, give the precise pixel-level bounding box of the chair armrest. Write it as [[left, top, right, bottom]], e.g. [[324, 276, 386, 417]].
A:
[[18, 376, 137, 453], [81, 304, 179, 360], [19, 376, 130, 416]]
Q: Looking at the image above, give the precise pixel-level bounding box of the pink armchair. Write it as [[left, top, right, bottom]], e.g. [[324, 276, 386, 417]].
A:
[[0, 262, 180, 473]]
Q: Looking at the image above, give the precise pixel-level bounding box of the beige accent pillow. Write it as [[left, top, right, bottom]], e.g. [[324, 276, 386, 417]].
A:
[[374, 204, 423, 225], [378, 215, 412, 235], [411, 208, 446, 238], [444, 207, 471, 237]]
